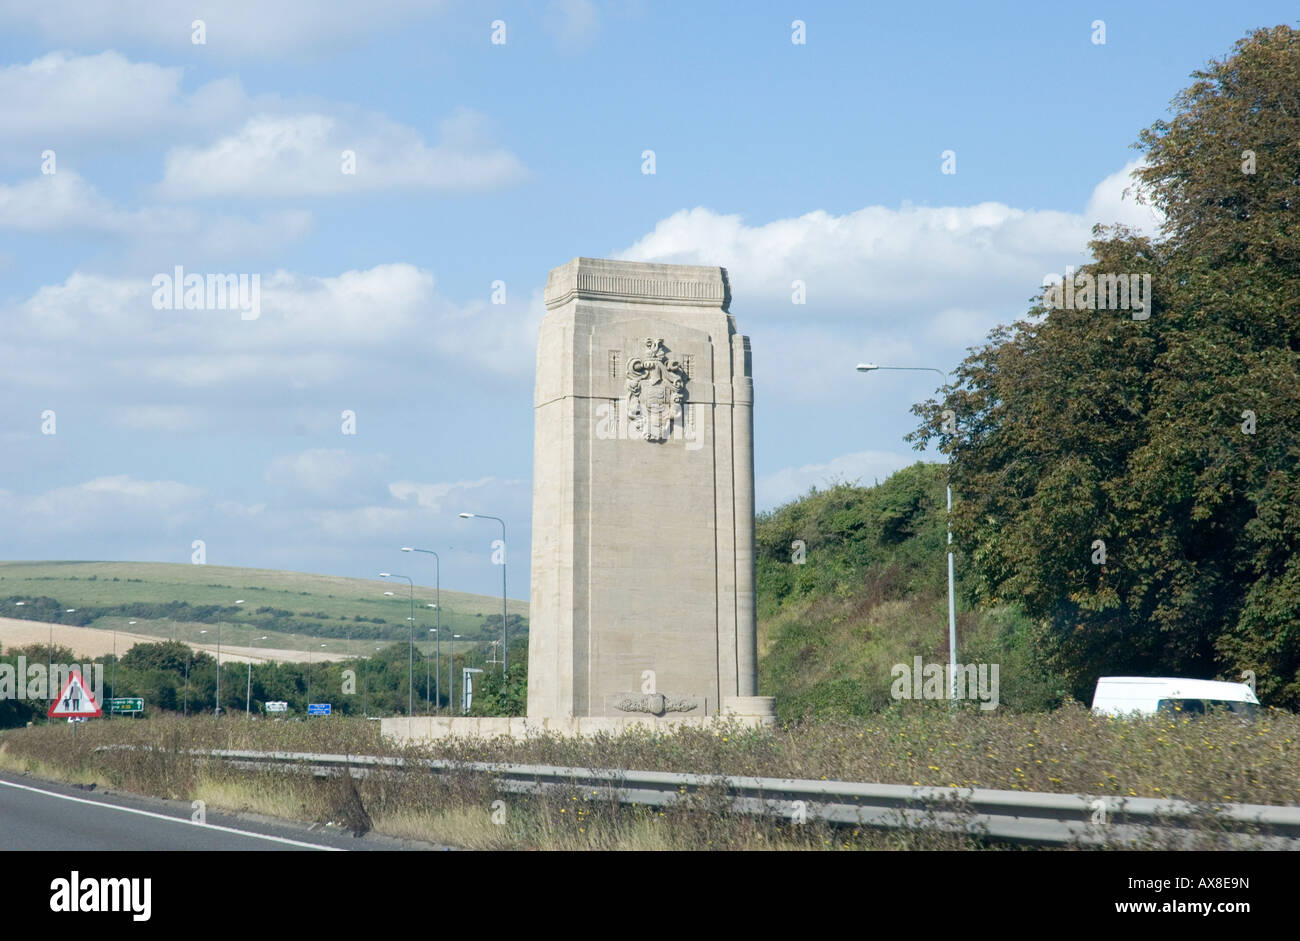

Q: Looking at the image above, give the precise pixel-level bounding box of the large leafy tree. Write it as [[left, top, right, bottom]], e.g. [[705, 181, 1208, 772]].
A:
[[911, 26, 1300, 705]]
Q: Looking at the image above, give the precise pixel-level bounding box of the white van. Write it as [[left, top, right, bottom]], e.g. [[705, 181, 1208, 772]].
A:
[[1091, 676, 1259, 718]]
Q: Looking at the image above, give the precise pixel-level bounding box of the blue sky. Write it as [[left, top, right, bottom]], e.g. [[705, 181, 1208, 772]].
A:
[[1, 1, 1294, 598]]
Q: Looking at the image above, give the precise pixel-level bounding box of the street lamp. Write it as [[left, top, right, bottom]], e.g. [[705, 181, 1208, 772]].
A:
[[428, 608, 443, 711], [459, 512, 509, 674], [247, 635, 267, 716], [214, 599, 245, 717], [402, 547, 443, 714], [450, 634, 462, 714], [380, 573, 416, 716], [307, 643, 326, 706], [856, 363, 959, 703], [431, 623, 441, 712], [198, 629, 209, 715], [428, 607, 440, 715]]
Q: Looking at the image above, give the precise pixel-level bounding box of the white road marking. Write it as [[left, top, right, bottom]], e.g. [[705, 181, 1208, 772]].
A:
[[0, 777, 344, 850]]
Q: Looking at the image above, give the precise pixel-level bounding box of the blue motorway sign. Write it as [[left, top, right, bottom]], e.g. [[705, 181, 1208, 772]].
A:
[[308, 703, 331, 716]]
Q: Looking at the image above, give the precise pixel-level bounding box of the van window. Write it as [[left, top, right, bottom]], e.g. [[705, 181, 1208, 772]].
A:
[[1157, 699, 1258, 719]]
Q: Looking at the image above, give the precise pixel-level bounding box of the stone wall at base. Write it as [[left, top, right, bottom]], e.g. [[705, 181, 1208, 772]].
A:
[[381, 699, 775, 743]]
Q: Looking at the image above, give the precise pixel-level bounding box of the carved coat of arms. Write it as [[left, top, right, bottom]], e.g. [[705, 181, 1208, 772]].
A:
[[625, 337, 687, 441]]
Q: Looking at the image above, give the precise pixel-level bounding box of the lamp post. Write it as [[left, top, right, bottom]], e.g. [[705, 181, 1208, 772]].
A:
[[307, 643, 327, 706], [363, 648, 370, 718], [450, 634, 462, 713], [198, 629, 209, 715], [428, 610, 439, 715], [401, 547, 442, 713], [458, 513, 508, 675], [382, 594, 396, 708], [856, 363, 959, 703], [380, 573, 416, 716], [247, 635, 267, 716], [426, 628, 434, 714], [214, 599, 245, 717]]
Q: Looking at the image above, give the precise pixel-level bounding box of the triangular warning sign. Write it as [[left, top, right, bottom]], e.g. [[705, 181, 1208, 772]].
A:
[[48, 670, 102, 718]]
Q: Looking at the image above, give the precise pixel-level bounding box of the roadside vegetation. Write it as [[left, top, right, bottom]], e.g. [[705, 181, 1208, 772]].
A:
[[6, 708, 1294, 805], [757, 464, 1068, 722], [2, 708, 1295, 849], [0, 636, 530, 727]]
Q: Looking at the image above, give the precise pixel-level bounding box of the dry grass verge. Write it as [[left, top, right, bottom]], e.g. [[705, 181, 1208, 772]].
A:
[[2, 704, 1294, 849]]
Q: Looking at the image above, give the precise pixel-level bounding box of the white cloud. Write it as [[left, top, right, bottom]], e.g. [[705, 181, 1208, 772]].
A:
[[264, 449, 389, 499], [757, 451, 923, 510], [0, 52, 250, 159], [270, 264, 432, 335], [16, 272, 151, 340], [619, 203, 1092, 320], [157, 110, 529, 198], [0, 170, 120, 230], [388, 477, 503, 512], [0, 51, 526, 203], [176, 210, 315, 258], [0, 475, 206, 532], [0, 51, 186, 139], [0, 170, 313, 254], [5, 262, 541, 392], [619, 162, 1163, 326], [304, 505, 418, 541], [1084, 159, 1165, 236], [0, 1, 450, 58], [421, 286, 547, 377]]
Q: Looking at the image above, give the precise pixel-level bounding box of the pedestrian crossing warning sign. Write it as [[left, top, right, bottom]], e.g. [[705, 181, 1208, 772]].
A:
[[48, 670, 102, 718]]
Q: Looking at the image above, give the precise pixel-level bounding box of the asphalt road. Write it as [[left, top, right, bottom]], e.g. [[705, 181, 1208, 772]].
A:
[[0, 771, 449, 851]]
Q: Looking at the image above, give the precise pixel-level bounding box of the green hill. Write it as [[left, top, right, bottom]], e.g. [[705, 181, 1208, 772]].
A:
[[0, 561, 527, 657], [756, 463, 1068, 722]]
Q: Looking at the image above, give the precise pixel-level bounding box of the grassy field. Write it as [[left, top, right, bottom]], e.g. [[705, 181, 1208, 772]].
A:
[[0, 561, 528, 658], [0, 617, 349, 664]]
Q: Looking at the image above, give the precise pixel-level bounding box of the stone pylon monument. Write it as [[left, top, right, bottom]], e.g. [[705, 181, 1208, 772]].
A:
[[529, 257, 771, 721]]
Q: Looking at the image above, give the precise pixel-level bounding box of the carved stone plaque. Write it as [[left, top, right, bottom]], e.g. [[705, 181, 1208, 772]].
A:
[[614, 692, 700, 716], [625, 337, 687, 442]]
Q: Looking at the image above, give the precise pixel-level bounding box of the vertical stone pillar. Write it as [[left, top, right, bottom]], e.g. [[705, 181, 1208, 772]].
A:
[[732, 335, 758, 697], [527, 257, 761, 719]]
